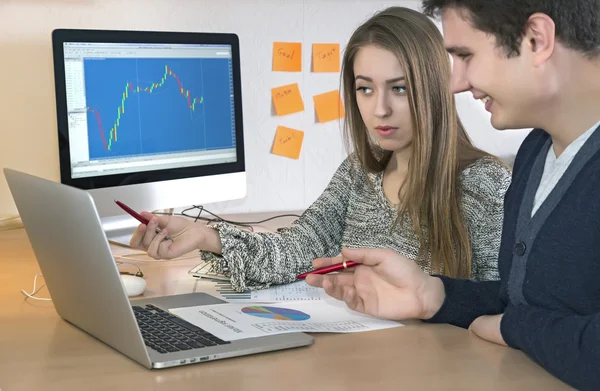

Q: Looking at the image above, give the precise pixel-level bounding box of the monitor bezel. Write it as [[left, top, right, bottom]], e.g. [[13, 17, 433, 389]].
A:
[[51, 28, 245, 190]]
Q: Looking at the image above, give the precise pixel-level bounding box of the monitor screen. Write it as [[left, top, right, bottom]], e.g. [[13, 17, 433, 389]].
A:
[[63, 41, 237, 179], [51, 29, 246, 245]]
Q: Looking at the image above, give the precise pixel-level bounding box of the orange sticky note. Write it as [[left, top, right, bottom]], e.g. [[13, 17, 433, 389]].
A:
[[273, 42, 302, 72], [271, 83, 305, 116], [272, 126, 304, 159], [312, 43, 340, 72], [313, 90, 345, 123]]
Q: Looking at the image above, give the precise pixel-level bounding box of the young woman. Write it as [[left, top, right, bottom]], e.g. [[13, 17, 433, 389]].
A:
[[129, 6, 512, 292]]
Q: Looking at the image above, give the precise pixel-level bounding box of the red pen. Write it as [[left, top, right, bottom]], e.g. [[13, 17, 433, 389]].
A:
[[115, 200, 173, 241], [296, 260, 359, 279]]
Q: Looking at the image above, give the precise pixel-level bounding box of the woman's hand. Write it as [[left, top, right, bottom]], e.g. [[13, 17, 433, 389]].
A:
[[129, 212, 222, 259]]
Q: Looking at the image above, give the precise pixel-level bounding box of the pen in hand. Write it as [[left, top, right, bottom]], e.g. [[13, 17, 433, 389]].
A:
[[114, 200, 173, 241], [296, 260, 359, 279]]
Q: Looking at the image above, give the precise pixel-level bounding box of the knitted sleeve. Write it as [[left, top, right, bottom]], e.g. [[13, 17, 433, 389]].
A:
[[460, 157, 512, 281], [199, 155, 358, 292]]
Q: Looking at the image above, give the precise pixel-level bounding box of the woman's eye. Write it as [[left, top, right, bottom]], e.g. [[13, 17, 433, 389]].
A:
[[356, 86, 373, 94]]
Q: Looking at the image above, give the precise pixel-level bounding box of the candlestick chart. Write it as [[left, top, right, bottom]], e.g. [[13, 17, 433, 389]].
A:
[[84, 58, 235, 159]]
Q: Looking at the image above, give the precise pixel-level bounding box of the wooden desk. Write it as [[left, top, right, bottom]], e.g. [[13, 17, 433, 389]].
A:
[[0, 212, 571, 391]]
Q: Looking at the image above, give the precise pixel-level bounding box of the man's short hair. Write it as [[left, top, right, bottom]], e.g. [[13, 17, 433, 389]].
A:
[[422, 0, 600, 58]]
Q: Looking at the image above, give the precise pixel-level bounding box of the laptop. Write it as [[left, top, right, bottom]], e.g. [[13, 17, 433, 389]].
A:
[[4, 168, 314, 369]]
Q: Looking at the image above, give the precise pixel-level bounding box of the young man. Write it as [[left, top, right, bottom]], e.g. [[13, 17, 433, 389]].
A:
[[306, 1, 600, 390]]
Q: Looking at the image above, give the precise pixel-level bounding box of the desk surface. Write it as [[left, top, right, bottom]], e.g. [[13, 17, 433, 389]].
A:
[[0, 212, 571, 391]]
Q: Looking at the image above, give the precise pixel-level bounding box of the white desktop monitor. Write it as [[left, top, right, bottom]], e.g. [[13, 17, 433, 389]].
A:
[[51, 29, 246, 245]]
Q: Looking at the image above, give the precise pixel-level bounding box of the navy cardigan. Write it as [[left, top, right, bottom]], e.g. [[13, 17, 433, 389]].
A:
[[428, 126, 600, 391]]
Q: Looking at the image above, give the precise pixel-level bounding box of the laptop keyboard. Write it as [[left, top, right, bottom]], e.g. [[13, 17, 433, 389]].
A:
[[133, 304, 230, 354]]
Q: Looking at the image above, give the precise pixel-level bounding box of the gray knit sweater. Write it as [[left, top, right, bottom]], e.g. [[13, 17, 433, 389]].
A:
[[200, 154, 512, 292]]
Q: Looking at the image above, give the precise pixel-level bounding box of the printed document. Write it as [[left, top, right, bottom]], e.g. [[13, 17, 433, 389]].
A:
[[169, 299, 403, 341], [175, 278, 326, 303], [212, 280, 323, 302]]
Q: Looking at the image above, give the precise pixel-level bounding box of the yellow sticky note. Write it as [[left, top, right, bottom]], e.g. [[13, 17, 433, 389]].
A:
[[273, 42, 302, 72], [272, 126, 304, 159], [313, 90, 345, 123], [312, 43, 340, 72], [271, 83, 305, 116]]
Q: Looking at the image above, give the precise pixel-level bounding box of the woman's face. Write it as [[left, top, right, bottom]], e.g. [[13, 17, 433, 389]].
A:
[[353, 45, 414, 153]]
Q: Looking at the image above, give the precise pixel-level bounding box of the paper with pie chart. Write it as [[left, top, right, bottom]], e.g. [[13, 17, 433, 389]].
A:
[[242, 305, 312, 321], [169, 300, 403, 341]]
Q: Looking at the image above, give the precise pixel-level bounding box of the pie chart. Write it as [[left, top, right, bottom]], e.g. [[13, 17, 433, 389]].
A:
[[241, 305, 311, 321]]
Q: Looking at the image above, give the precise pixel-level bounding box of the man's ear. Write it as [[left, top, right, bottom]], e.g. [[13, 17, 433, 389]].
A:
[[524, 12, 556, 66]]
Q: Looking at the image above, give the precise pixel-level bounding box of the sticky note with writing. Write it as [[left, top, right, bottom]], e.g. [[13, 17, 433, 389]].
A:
[[273, 42, 302, 72], [272, 126, 304, 159], [271, 83, 305, 116], [312, 43, 340, 72], [313, 90, 344, 123]]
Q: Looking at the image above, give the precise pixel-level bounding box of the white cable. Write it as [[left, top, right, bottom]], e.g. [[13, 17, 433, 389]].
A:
[[0, 214, 20, 222], [20, 274, 52, 301], [20, 252, 198, 301]]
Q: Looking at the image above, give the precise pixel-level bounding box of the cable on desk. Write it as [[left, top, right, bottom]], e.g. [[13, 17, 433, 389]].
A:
[[0, 215, 20, 222], [19, 208, 301, 300], [20, 274, 52, 301], [113, 253, 199, 262], [154, 205, 301, 233], [0, 214, 23, 231]]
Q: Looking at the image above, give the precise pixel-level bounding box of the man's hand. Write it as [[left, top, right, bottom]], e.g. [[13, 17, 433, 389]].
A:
[[469, 314, 507, 346], [305, 247, 446, 321]]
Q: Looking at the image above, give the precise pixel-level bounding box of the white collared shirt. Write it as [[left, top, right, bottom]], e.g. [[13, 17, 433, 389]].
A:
[[532, 120, 600, 217]]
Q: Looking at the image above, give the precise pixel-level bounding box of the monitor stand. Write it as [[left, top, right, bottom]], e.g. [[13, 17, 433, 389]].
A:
[[101, 215, 140, 247]]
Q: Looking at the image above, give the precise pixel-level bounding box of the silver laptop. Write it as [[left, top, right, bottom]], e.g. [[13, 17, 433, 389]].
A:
[[4, 168, 314, 369]]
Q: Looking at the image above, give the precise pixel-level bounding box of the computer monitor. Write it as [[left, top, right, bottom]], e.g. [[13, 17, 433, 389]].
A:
[[51, 28, 246, 245]]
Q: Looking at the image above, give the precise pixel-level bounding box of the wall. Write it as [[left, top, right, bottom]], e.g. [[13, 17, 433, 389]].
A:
[[0, 0, 530, 218]]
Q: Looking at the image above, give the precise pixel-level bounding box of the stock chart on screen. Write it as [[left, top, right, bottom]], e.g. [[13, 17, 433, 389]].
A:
[[83, 57, 235, 160]]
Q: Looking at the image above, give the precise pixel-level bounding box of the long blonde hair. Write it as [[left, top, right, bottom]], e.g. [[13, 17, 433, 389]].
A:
[[341, 6, 493, 278]]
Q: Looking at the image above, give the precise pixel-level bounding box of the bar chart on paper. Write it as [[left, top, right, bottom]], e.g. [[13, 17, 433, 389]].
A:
[[83, 57, 236, 159], [252, 320, 375, 333], [211, 280, 324, 302]]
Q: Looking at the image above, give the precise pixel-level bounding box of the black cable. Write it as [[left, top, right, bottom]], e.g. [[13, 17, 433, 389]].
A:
[[153, 205, 301, 232], [188, 205, 301, 225]]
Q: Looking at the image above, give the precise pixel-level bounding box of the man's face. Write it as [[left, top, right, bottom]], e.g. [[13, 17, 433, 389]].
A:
[[441, 7, 540, 130]]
